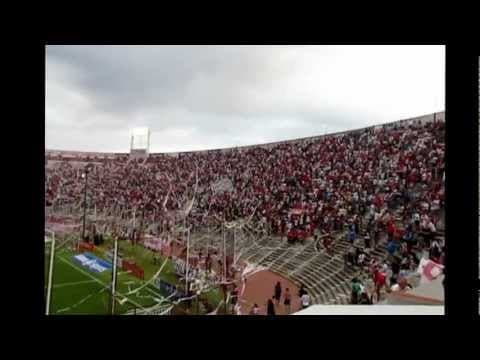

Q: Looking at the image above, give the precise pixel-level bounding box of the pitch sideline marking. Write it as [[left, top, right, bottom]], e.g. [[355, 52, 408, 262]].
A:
[[49, 279, 98, 289]]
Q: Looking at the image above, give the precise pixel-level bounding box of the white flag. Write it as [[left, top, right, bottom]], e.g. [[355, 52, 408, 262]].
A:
[[417, 258, 443, 284]]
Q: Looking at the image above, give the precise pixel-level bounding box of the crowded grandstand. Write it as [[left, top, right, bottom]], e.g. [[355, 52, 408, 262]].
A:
[[45, 112, 445, 315]]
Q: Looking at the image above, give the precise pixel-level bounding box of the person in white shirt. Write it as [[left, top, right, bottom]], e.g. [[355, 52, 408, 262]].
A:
[[301, 292, 310, 309], [234, 303, 242, 315], [358, 252, 366, 267], [412, 212, 420, 229], [249, 303, 260, 315]]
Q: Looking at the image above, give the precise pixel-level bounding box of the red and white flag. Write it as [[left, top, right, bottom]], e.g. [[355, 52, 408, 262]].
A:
[[417, 258, 444, 283]]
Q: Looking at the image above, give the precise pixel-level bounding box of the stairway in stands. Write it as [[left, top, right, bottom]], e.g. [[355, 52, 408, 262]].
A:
[[275, 236, 387, 305], [237, 201, 448, 305], [240, 228, 389, 305]]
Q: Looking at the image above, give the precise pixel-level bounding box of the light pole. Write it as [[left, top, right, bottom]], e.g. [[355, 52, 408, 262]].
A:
[[81, 165, 91, 245]]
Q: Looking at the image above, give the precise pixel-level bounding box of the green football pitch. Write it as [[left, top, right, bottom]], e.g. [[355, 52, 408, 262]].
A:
[[44, 239, 224, 315], [44, 245, 176, 315]]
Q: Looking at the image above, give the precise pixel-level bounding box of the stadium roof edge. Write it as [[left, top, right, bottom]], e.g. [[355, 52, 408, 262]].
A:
[[46, 111, 444, 156], [45, 149, 129, 154]]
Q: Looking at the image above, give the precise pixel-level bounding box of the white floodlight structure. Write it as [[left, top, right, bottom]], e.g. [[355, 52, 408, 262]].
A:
[[130, 127, 151, 158]]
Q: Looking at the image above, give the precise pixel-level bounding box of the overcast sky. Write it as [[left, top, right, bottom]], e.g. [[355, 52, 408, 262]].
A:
[[46, 45, 445, 153]]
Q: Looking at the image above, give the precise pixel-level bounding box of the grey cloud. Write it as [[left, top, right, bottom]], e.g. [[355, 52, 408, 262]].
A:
[[47, 46, 277, 118], [46, 45, 444, 153]]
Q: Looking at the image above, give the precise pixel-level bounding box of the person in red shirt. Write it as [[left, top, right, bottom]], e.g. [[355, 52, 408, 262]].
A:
[[387, 220, 396, 242], [323, 235, 334, 256], [373, 267, 387, 303]]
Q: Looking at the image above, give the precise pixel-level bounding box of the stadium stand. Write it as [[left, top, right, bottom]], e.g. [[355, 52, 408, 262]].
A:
[[45, 112, 445, 307]]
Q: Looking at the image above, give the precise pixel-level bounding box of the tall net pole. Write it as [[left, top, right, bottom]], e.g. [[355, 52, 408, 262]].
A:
[[45, 230, 56, 315], [110, 236, 119, 315]]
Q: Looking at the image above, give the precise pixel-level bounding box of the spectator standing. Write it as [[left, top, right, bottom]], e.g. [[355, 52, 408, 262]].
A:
[[274, 281, 282, 305], [284, 288, 292, 314], [348, 222, 356, 244], [374, 266, 387, 303], [347, 245, 356, 267], [351, 278, 361, 304], [234, 302, 242, 315], [206, 253, 212, 273], [230, 285, 239, 314], [249, 303, 260, 315], [364, 232, 371, 249], [301, 292, 310, 310], [298, 284, 307, 298], [267, 298, 276, 315], [358, 291, 372, 304], [390, 257, 401, 285]]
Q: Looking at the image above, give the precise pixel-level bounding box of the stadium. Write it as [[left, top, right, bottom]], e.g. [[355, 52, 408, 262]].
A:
[[45, 111, 445, 315]]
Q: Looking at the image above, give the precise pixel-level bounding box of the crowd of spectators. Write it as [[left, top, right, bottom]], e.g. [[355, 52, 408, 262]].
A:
[[347, 198, 445, 304], [46, 118, 445, 252]]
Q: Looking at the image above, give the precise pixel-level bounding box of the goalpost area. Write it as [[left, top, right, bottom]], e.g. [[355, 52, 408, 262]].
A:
[[44, 242, 168, 314]]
